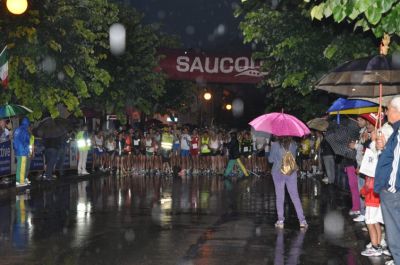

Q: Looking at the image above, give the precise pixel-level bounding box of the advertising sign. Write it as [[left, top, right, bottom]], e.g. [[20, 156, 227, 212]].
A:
[[0, 140, 11, 176], [30, 139, 44, 171], [158, 48, 267, 84]]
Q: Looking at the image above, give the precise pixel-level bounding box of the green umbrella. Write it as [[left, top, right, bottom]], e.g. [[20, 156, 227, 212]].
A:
[[0, 104, 33, 119]]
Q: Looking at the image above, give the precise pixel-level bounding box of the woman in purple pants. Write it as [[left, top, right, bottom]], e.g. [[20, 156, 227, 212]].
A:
[[269, 137, 308, 229]]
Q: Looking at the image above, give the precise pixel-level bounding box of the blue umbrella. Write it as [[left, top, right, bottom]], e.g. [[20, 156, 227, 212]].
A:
[[327, 98, 377, 113], [327, 98, 378, 124]]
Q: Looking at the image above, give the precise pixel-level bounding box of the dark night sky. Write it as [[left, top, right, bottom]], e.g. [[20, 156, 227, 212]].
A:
[[123, 0, 249, 52], [119, 0, 264, 127]]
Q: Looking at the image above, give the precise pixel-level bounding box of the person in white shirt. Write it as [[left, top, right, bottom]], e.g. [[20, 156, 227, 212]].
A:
[[180, 127, 191, 173]]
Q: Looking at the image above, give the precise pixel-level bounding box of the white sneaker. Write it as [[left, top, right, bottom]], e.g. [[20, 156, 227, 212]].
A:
[[385, 260, 395, 265], [81, 171, 89, 175], [16, 182, 29, 188], [381, 239, 387, 249], [353, 215, 365, 222], [349, 210, 361, 216], [275, 220, 284, 229], [361, 246, 382, 256], [382, 248, 392, 256], [322, 177, 329, 184]]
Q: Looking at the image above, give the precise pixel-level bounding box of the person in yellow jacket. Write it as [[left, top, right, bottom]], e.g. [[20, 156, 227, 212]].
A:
[[161, 127, 173, 174], [76, 125, 91, 175], [200, 130, 211, 171], [299, 136, 312, 177]]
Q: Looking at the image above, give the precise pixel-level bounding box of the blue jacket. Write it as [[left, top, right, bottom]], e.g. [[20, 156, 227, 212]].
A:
[[13, 117, 31, 156], [374, 120, 400, 193]]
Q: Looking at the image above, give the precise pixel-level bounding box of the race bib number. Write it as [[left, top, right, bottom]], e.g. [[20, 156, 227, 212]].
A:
[[192, 143, 198, 149]]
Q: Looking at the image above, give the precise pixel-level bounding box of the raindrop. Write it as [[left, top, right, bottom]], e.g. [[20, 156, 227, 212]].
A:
[[57, 72, 65, 81], [41, 56, 56, 74], [216, 24, 226, 35], [392, 52, 400, 68], [185, 25, 195, 35], [157, 10, 166, 19], [124, 229, 135, 242], [232, 98, 244, 117], [151, 205, 162, 222], [271, 0, 279, 9], [62, 227, 68, 235], [255, 226, 261, 236], [323, 211, 344, 238], [231, 2, 239, 10], [350, 72, 363, 84], [109, 23, 126, 56], [177, 260, 194, 265], [208, 34, 216, 42], [251, 43, 257, 50], [195, 76, 206, 86]]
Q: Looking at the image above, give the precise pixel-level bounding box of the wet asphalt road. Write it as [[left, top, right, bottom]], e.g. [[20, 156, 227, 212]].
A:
[[0, 173, 391, 265]]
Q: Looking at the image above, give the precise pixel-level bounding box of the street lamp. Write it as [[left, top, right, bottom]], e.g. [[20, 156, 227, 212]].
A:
[[203, 92, 212, 101], [225, 104, 232, 110], [6, 0, 28, 15]]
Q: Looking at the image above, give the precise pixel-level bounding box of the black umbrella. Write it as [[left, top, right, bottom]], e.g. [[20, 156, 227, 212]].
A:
[[316, 54, 400, 97], [32, 117, 72, 138], [324, 119, 360, 160]]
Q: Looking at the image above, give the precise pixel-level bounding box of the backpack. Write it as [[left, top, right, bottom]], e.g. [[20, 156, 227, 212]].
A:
[[280, 149, 298, 176]]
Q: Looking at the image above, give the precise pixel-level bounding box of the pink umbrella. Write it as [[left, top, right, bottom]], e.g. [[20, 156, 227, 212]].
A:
[[249, 112, 310, 137]]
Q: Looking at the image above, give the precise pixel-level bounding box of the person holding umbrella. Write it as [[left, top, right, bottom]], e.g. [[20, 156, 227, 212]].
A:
[[269, 137, 308, 229], [42, 135, 63, 181], [13, 117, 31, 187], [375, 96, 400, 265]]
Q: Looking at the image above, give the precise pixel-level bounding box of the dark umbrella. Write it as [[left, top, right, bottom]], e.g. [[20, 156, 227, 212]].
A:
[[324, 118, 359, 160], [316, 54, 400, 97], [32, 117, 72, 138]]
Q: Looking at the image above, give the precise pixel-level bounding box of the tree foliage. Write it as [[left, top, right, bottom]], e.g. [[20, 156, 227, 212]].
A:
[[307, 0, 400, 38], [91, 5, 165, 121], [238, 1, 376, 120], [0, 0, 118, 119], [1, 0, 195, 122], [153, 80, 197, 115]]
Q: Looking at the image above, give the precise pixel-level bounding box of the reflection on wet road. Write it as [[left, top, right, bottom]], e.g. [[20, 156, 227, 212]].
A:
[[0, 175, 389, 265]]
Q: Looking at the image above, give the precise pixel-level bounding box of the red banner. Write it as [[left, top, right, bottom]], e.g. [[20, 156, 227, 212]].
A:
[[157, 49, 267, 84]]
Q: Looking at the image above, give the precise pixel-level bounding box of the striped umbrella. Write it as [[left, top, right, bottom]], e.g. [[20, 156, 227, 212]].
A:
[[315, 55, 400, 97], [0, 104, 32, 119]]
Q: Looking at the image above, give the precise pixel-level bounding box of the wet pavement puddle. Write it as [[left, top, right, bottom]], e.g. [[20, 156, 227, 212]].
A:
[[0, 174, 391, 265]]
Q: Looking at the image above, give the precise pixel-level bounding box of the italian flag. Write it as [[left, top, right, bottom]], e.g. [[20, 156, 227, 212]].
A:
[[0, 46, 8, 88]]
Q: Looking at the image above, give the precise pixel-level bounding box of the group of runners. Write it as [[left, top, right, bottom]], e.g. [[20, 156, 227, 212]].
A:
[[90, 125, 271, 176]]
